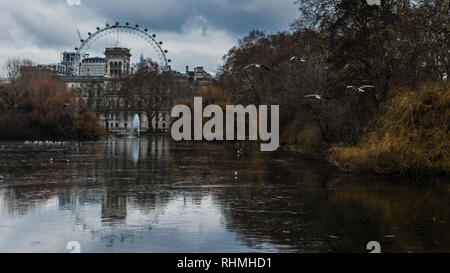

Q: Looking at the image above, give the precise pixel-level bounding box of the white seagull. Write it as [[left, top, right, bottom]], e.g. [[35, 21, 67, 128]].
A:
[[290, 56, 307, 63], [305, 94, 329, 100], [346, 85, 375, 93], [242, 63, 270, 72]]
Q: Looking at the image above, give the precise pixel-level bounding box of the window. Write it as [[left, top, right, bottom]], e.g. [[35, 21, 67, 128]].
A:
[[116, 123, 118, 128]]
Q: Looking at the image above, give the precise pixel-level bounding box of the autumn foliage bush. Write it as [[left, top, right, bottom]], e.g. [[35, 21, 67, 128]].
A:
[[330, 82, 449, 175], [0, 78, 106, 139], [73, 111, 107, 139]]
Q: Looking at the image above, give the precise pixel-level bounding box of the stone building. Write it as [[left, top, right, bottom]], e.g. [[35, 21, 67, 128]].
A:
[[27, 47, 214, 135], [61, 47, 170, 134], [105, 48, 131, 77], [184, 66, 213, 84], [80, 57, 107, 77], [62, 75, 172, 134]]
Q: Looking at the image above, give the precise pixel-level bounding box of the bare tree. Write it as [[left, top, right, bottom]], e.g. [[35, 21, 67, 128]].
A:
[[96, 81, 121, 132], [120, 60, 167, 132], [2, 58, 34, 80]]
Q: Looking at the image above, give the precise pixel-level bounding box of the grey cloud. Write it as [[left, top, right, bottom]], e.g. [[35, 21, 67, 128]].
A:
[[2, 0, 105, 49], [0, 0, 299, 73], [71, 0, 298, 35]]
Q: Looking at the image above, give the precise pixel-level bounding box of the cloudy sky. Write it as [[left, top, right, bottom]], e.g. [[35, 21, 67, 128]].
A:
[[0, 0, 299, 75]]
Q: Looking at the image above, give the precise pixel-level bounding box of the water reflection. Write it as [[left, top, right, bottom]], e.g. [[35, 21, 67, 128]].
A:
[[0, 137, 448, 253]]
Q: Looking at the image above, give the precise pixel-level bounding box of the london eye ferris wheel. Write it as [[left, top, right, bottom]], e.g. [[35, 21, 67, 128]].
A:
[[72, 22, 172, 75]]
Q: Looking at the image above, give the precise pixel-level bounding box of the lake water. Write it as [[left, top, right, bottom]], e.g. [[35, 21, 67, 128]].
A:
[[0, 136, 448, 253]]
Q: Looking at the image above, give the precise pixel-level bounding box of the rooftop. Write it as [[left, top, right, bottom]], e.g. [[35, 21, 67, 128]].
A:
[[105, 48, 131, 57]]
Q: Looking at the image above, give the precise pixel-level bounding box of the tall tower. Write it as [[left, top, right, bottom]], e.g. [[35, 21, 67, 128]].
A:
[[105, 48, 131, 78]]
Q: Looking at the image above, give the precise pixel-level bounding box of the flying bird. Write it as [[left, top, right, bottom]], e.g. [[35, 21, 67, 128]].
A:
[[305, 94, 330, 100], [346, 85, 375, 93], [290, 56, 307, 63], [242, 64, 270, 72]]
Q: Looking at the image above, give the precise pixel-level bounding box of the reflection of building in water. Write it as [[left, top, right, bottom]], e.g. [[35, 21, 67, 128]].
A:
[[149, 136, 168, 161], [58, 190, 74, 210], [131, 138, 140, 163], [105, 137, 150, 164], [102, 189, 127, 224], [59, 189, 104, 210], [103, 136, 170, 168]]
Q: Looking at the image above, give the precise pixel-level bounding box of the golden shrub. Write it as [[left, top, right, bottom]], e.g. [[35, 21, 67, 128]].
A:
[[74, 111, 108, 138], [330, 82, 449, 174]]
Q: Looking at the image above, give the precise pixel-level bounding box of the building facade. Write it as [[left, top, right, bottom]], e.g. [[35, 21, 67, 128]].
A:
[[184, 66, 213, 84], [80, 57, 107, 77], [38, 48, 214, 135], [61, 51, 80, 75], [62, 76, 171, 134], [60, 48, 176, 134], [105, 48, 131, 78]]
